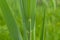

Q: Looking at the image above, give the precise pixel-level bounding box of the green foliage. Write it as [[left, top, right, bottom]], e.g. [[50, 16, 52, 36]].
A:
[[0, 0, 60, 40]]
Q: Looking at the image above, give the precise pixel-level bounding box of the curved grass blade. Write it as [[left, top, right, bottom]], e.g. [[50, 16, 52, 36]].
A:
[[0, 0, 22, 40]]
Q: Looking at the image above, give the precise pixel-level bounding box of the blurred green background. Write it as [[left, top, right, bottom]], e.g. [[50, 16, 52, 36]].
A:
[[0, 0, 60, 40]]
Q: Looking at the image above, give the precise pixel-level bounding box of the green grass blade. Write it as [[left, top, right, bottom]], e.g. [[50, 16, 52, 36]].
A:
[[0, 0, 22, 40], [20, 0, 36, 40], [20, 0, 30, 31], [20, 0, 36, 30], [20, 0, 28, 40], [30, 0, 36, 31], [30, 0, 36, 40], [40, 4, 46, 40]]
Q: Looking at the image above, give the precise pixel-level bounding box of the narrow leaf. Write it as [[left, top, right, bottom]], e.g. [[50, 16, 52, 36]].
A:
[[0, 0, 22, 40]]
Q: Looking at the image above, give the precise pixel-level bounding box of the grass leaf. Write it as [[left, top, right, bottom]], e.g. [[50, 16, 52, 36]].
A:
[[0, 0, 22, 40]]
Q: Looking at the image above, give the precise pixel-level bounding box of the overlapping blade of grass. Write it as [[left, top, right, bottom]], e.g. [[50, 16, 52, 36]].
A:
[[20, 0, 28, 40], [39, 0, 57, 40], [30, 0, 36, 40], [20, 0, 30, 32], [7, 0, 21, 19], [40, 7, 46, 40], [39, 0, 47, 40], [20, 0, 36, 30], [20, 0, 36, 40], [50, 0, 57, 40], [30, 0, 36, 31], [0, 0, 22, 40]]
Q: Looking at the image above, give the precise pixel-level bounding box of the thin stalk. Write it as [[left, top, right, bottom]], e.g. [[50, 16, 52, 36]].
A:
[[34, 22, 36, 40], [31, 21, 36, 40]]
